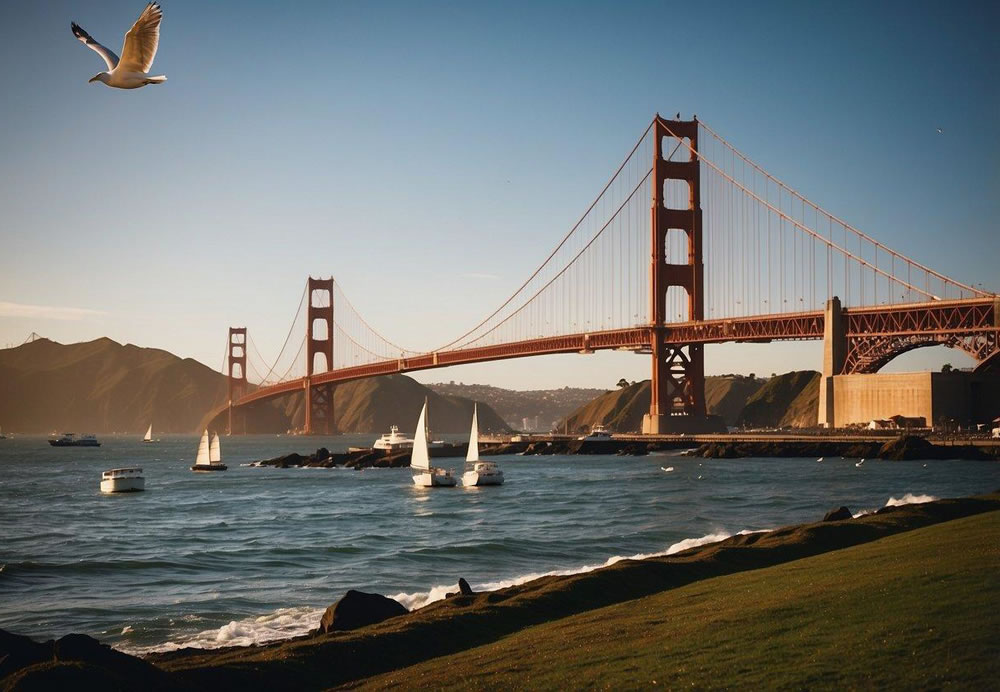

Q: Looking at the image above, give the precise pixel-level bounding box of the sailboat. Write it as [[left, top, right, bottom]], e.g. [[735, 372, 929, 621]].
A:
[[461, 404, 503, 486], [191, 430, 228, 472], [142, 423, 160, 444], [411, 400, 456, 487]]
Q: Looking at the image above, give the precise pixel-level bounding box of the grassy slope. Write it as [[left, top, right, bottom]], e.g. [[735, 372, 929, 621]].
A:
[[560, 376, 766, 432], [738, 370, 820, 428], [356, 510, 1000, 690]]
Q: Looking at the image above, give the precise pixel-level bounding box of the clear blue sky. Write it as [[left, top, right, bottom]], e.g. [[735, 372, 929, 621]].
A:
[[1, 0, 996, 388]]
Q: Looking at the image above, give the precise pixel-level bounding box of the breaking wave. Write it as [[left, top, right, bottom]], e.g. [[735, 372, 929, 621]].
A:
[[853, 492, 939, 518], [390, 530, 756, 611]]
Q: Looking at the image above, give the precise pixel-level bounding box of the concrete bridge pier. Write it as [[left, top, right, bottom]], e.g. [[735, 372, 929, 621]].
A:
[[818, 297, 846, 428]]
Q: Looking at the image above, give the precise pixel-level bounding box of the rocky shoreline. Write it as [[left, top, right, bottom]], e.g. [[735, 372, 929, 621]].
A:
[[689, 435, 1000, 461], [3, 492, 998, 689]]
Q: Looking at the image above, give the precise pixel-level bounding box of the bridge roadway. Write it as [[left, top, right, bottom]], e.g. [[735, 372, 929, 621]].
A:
[[222, 296, 997, 419]]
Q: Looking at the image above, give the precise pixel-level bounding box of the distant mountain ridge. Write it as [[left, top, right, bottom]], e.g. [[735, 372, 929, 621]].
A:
[[425, 382, 606, 430], [1, 338, 510, 435], [0, 337, 227, 434]]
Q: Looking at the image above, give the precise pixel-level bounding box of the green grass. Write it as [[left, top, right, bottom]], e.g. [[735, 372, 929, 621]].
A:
[[354, 511, 1000, 690]]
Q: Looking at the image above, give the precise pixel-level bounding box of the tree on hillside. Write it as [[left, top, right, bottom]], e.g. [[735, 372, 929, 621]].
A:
[[941, 363, 953, 373], [616, 378, 629, 389]]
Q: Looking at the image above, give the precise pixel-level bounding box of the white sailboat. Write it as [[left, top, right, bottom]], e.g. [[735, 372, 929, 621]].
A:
[[142, 423, 159, 443], [411, 400, 456, 487], [191, 429, 228, 472], [461, 404, 503, 486]]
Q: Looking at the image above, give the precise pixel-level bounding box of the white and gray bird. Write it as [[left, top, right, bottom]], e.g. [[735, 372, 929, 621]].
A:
[[71, 3, 166, 89]]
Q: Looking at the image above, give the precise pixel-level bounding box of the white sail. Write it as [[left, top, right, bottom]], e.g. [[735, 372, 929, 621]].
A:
[[144, 424, 153, 441], [195, 429, 210, 465], [410, 401, 430, 471], [209, 432, 221, 463], [466, 404, 479, 463]]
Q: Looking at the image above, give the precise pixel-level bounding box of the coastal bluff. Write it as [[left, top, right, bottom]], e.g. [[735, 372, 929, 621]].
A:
[[2, 493, 997, 689]]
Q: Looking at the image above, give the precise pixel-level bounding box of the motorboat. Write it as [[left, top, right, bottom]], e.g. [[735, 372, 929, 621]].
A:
[[100, 467, 145, 493], [49, 433, 101, 447], [411, 400, 456, 487], [578, 424, 612, 441], [373, 425, 414, 452], [462, 405, 503, 486], [142, 423, 160, 444], [191, 430, 227, 472]]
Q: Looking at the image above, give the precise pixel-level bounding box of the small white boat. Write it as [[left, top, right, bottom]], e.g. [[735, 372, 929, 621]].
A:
[[462, 405, 503, 487], [100, 467, 145, 493], [142, 423, 160, 444], [373, 425, 414, 452], [579, 424, 613, 441], [411, 400, 455, 487], [192, 430, 228, 472]]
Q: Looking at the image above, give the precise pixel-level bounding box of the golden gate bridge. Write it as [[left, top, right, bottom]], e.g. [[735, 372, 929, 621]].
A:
[[212, 115, 999, 435]]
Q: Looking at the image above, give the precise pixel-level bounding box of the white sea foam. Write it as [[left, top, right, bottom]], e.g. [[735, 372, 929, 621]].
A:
[[853, 492, 939, 518], [390, 530, 754, 611], [122, 530, 766, 653], [119, 605, 324, 656]]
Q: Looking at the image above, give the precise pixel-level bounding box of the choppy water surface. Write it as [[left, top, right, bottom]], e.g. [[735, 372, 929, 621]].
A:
[[0, 434, 996, 654]]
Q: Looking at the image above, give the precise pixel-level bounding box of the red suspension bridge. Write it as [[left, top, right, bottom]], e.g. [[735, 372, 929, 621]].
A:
[[214, 115, 999, 435]]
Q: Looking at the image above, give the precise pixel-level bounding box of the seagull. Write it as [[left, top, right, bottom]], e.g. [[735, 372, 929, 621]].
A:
[[856, 459, 865, 467], [661, 466, 674, 473], [936, 127, 944, 134], [72, 3, 166, 89], [817, 457, 823, 462]]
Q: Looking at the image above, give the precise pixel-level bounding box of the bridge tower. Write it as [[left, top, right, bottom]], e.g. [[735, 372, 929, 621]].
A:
[[643, 115, 707, 434], [227, 327, 247, 435], [304, 277, 335, 435]]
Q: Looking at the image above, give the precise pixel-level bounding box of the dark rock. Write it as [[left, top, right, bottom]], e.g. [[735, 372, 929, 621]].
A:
[[319, 590, 408, 633], [458, 578, 474, 596], [822, 506, 853, 522], [0, 630, 168, 689]]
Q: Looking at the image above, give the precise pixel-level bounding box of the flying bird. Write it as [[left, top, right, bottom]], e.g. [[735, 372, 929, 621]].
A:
[[71, 3, 166, 89], [936, 127, 944, 134]]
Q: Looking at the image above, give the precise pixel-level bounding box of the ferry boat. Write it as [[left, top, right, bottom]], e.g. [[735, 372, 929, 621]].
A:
[[191, 430, 227, 472], [100, 467, 145, 493], [462, 405, 504, 487], [49, 433, 101, 447], [578, 424, 612, 441], [411, 400, 456, 488], [373, 425, 414, 453]]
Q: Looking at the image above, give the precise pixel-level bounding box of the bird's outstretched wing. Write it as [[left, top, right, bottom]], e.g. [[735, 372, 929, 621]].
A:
[[71, 22, 119, 70], [118, 3, 162, 73]]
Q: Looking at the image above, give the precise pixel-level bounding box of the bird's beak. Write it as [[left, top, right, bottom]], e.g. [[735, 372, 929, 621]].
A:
[[88, 75, 99, 83]]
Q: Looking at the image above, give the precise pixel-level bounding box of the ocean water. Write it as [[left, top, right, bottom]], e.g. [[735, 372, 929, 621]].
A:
[[0, 434, 996, 655]]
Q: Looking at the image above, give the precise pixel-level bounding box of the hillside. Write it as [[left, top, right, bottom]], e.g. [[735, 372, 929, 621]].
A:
[[737, 370, 820, 428], [229, 375, 511, 434], [560, 372, 821, 433], [425, 382, 605, 430], [1, 340, 510, 435], [0, 337, 228, 434]]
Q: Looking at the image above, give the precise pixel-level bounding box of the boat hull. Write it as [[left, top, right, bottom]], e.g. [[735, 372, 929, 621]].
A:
[[49, 440, 101, 447], [191, 464, 228, 472], [100, 477, 145, 493], [412, 470, 456, 487], [461, 470, 504, 486]]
